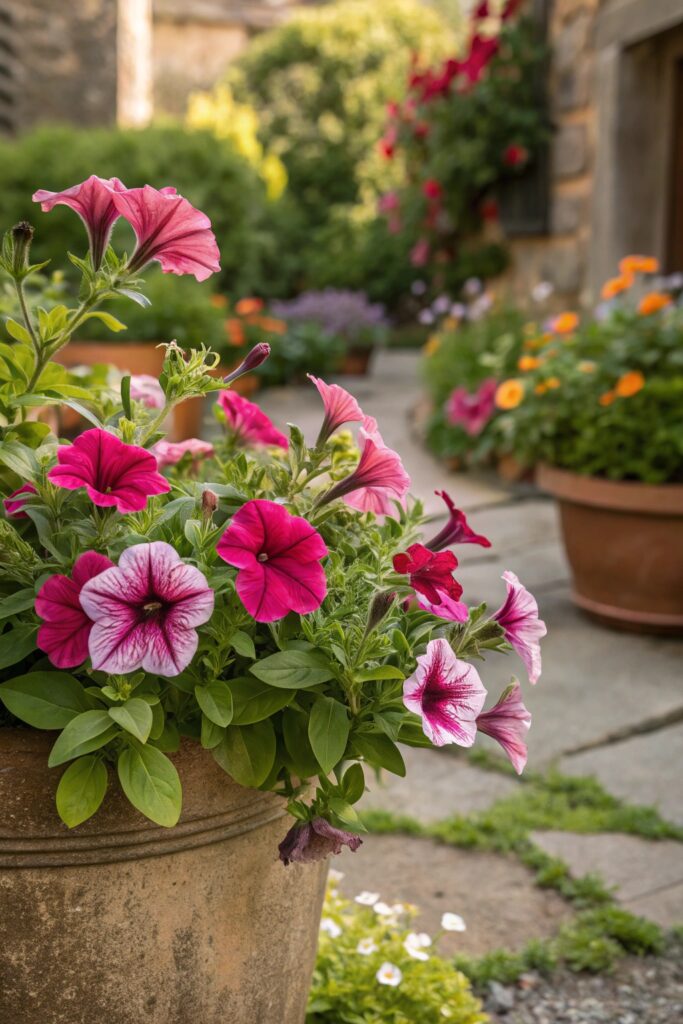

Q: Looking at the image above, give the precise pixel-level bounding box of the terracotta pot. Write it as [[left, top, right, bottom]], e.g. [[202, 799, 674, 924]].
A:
[[537, 464, 683, 633], [497, 454, 534, 484], [60, 339, 166, 378], [0, 729, 327, 1024], [340, 347, 373, 376]]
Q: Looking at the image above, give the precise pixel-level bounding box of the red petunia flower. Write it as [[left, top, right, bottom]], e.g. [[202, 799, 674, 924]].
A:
[[393, 543, 463, 604]]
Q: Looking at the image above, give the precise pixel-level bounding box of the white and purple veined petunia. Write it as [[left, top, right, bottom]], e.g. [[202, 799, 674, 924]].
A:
[[493, 571, 547, 685], [403, 638, 487, 747], [79, 542, 214, 677]]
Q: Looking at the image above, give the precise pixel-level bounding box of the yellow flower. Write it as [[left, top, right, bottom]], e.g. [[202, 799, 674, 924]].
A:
[[424, 335, 441, 356], [638, 292, 672, 316], [495, 379, 525, 410], [619, 255, 659, 276], [551, 312, 579, 335], [518, 355, 541, 371], [545, 377, 561, 389], [578, 360, 596, 373], [615, 370, 645, 397]]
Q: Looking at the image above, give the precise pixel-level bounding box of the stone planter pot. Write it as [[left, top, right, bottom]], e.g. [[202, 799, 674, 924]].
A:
[[537, 464, 683, 634], [0, 729, 327, 1024], [340, 346, 374, 376]]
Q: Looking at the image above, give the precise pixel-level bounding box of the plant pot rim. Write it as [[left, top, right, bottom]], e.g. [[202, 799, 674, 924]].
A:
[[536, 463, 683, 515]]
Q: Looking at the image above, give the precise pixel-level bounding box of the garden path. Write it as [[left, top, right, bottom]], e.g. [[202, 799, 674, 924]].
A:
[[255, 351, 683, 942]]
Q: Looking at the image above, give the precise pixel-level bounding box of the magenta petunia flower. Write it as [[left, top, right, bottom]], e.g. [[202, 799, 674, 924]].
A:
[[445, 378, 497, 437], [477, 680, 531, 774], [48, 428, 170, 514], [79, 542, 214, 677], [279, 817, 362, 865], [417, 591, 469, 623], [425, 490, 492, 552], [216, 499, 327, 623], [321, 417, 410, 516], [35, 551, 114, 669], [3, 482, 37, 518], [112, 185, 220, 281], [152, 438, 215, 469], [403, 638, 487, 747], [33, 175, 127, 268], [493, 571, 547, 685], [393, 543, 463, 605], [130, 374, 165, 409], [308, 374, 364, 444], [217, 391, 288, 450]]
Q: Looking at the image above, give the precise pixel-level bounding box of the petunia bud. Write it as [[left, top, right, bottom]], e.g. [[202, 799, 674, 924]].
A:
[[11, 221, 34, 277], [201, 488, 218, 522], [223, 343, 271, 384], [365, 590, 396, 635]]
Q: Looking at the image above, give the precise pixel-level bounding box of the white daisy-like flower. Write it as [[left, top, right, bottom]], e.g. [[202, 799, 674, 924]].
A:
[[354, 891, 380, 906], [403, 933, 430, 961], [390, 903, 406, 916], [373, 901, 394, 917], [320, 917, 342, 938], [356, 937, 379, 956], [531, 280, 554, 303], [441, 912, 466, 932], [328, 868, 345, 883], [376, 962, 402, 987], [440, 1007, 453, 1019]]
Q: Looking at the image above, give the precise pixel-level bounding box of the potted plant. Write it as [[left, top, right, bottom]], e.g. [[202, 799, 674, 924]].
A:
[[494, 258, 683, 632], [0, 177, 544, 1023]]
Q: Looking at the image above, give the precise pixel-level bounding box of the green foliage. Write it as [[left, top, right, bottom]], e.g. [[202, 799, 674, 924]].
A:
[[498, 294, 683, 482], [556, 908, 664, 973], [308, 883, 485, 1024]]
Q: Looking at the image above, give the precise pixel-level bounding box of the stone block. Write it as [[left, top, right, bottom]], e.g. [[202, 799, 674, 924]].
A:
[[551, 191, 587, 235], [552, 123, 589, 179]]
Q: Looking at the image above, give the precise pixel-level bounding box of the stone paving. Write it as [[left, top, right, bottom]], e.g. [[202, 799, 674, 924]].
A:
[[258, 350, 683, 943]]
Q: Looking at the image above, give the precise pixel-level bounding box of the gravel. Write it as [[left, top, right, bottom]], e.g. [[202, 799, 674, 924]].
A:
[[484, 945, 683, 1023]]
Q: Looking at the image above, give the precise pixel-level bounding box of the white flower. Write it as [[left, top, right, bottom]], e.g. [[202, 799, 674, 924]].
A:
[[404, 932, 431, 961], [354, 891, 380, 906], [531, 280, 554, 303], [376, 962, 402, 987], [328, 868, 345, 883], [432, 295, 451, 315], [356, 937, 379, 956], [418, 309, 435, 325], [320, 917, 342, 938], [441, 912, 466, 932], [390, 903, 406, 916], [373, 901, 394, 917], [440, 1007, 453, 1019]]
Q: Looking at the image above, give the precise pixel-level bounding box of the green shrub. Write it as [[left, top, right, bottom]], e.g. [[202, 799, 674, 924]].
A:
[[556, 908, 664, 973], [0, 124, 271, 296]]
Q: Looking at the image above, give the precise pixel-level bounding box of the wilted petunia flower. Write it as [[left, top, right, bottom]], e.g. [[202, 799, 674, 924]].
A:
[[216, 499, 327, 622], [425, 491, 492, 551], [278, 817, 362, 865], [48, 428, 170, 514], [477, 680, 531, 774], [130, 374, 165, 409], [79, 542, 214, 677], [113, 184, 220, 281], [35, 551, 114, 669], [393, 543, 463, 605], [493, 571, 546, 685], [403, 638, 487, 747], [33, 175, 127, 268], [308, 374, 364, 444], [217, 391, 288, 450]]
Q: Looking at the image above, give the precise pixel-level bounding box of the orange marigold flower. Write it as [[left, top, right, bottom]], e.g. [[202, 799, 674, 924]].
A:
[[545, 377, 561, 389], [601, 274, 633, 300], [615, 370, 645, 398], [235, 297, 265, 317], [495, 379, 525, 410], [578, 360, 596, 373], [518, 355, 541, 371], [599, 390, 616, 407], [226, 318, 246, 347], [256, 316, 287, 335], [638, 291, 672, 316], [210, 294, 228, 309], [619, 255, 659, 276], [534, 383, 548, 395], [551, 312, 579, 335]]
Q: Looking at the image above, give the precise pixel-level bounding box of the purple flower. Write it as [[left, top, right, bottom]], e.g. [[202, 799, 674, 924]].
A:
[[477, 680, 531, 774], [79, 542, 214, 677], [278, 817, 362, 865], [403, 638, 487, 747], [271, 289, 387, 342], [493, 571, 547, 685]]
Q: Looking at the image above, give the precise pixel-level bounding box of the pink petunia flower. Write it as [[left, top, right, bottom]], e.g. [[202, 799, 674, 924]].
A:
[[308, 374, 364, 444], [425, 491, 492, 552], [152, 438, 215, 469], [445, 379, 497, 437], [112, 185, 221, 282], [48, 428, 170, 514], [217, 391, 288, 450], [417, 591, 469, 623], [35, 551, 114, 669], [216, 499, 328, 623], [79, 542, 214, 677], [403, 638, 487, 747], [477, 680, 531, 774], [393, 543, 463, 604], [33, 175, 127, 268], [3, 482, 37, 518], [279, 817, 362, 865], [493, 571, 547, 685], [321, 417, 410, 517], [410, 238, 430, 267], [130, 374, 165, 409]]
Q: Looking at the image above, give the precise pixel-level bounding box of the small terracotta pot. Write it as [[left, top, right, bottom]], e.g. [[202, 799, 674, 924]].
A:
[[340, 347, 374, 376], [537, 464, 683, 633], [0, 730, 327, 1024]]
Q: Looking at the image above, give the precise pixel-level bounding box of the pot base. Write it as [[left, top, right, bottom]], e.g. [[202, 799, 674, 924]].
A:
[[573, 590, 683, 634]]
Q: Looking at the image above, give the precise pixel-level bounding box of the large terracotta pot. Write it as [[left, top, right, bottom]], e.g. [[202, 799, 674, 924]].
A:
[[537, 464, 683, 633], [0, 729, 327, 1024]]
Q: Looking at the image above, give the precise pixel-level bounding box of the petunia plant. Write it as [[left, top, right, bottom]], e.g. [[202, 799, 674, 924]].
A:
[[0, 177, 545, 863]]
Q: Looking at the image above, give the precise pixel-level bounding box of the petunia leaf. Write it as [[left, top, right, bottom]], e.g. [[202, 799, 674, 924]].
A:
[[212, 721, 276, 788], [0, 671, 93, 729], [352, 732, 407, 777], [231, 630, 255, 659], [308, 696, 350, 776], [48, 710, 120, 768], [56, 755, 108, 828], [117, 740, 182, 827], [195, 680, 234, 728], [108, 698, 154, 744], [0, 624, 39, 671], [250, 649, 334, 689], [227, 677, 292, 725], [0, 588, 38, 621]]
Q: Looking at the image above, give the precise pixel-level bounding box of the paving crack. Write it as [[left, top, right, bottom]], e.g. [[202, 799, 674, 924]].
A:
[[561, 706, 683, 757]]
